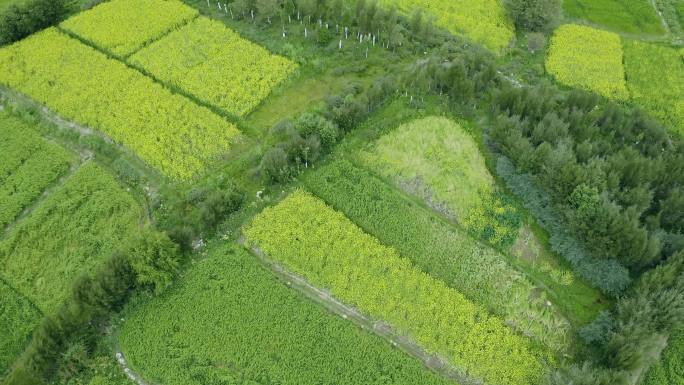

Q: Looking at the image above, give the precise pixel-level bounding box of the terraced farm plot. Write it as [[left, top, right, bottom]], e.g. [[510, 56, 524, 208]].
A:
[[120, 244, 453, 385], [60, 0, 198, 57], [360, 116, 521, 248], [546, 24, 628, 99], [0, 280, 41, 375], [304, 159, 574, 351], [244, 191, 544, 385], [0, 113, 73, 229], [0, 28, 240, 179], [381, 0, 514, 51], [624, 40, 684, 136], [563, 0, 664, 34], [130, 17, 297, 117], [0, 163, 141, 314]]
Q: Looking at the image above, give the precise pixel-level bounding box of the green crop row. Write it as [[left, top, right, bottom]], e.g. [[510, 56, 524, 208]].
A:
[[303, 159, 571, 351], [623, 40, 684, 136], [0, 113, 72, 229], [359, 116, 522, 248], [0, 280, 41, 375], [546, 24, 628, 100], [0, 28, 240, 180], [0, 163, 141, 314], [244, 190, 544, 385], [643, 327, 684, 385], [562, 0, 664, 35], [130, 17, 297, 117], [381, 0, 514, 51], [120, 244, 453, 385], [60, 0, 198, 57]]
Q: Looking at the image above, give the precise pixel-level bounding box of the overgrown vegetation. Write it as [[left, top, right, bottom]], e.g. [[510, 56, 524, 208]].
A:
[[0, 0, 71, 46]]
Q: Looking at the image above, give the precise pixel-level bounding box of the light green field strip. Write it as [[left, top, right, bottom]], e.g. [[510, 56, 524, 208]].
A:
[[244, 190, 544, 385], [381, 0, 514, 51], [0, 113, 73, 229], [359, 116, 522, 248], [0, 28, 240, 180], [624, 40, 684, 136], [60, 0, 198, 57], [120, 244, 455, 385], [0, 279, 41, 375], [563, 0, 664, 35], [130, 16, 297, 117], [546, 24, 628, 99], [0, 163, 141, 314]]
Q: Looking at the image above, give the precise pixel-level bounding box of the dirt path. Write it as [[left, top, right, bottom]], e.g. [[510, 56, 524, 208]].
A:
[[245, 241, 484, 385]]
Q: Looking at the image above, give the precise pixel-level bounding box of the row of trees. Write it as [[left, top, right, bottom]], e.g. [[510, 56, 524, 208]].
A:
[[0, 0, 72, 46]]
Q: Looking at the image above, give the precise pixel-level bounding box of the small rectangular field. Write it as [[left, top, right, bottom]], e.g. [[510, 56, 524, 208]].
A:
[[130, 17, 297, 117], [0, 163, 141, 314], [546, 24, 628, 99], [60, 0, 198, 57], [381, 0, 514, 51], [0, 280, 41, 374], [0, 113, 73, 229], [0, 28, 240, 180], [244, 190, 544, 385], [623, 40, 684, 136], [120, 244, 454, 385], [563, 0, 664, 34]]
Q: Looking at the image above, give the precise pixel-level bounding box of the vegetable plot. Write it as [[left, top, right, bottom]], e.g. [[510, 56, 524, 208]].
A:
[[546, 24, 628, 99], [0, 280, 41, 374], [624, 40, 684, 136], [0, 28, 240, 179], [0, 163, 141, 314], [60, 0, 198, 57], [120, 244, 453, 385], [381, 0, 514, 52], [244, 190, 544, 385], [0, 113, 72, 229], [130, 17, 297, 117]]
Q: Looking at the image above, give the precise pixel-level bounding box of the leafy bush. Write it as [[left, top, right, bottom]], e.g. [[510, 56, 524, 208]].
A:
[[0, 113, 72, 229], [244, 190, 545, 385], [120, 244, 454, 385], [60, 0, 198, 57], [129, 17, 297, 116], [0, 0, 71, 46], [504, 0, 561, 31], [546, 24, 628, 99], [0, 28, 240, 179], [304, 159, 571, 351], [643, 327, 684, 385]]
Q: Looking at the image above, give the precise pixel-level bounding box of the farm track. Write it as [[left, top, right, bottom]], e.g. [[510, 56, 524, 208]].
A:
[[242, 239, 485, 385]]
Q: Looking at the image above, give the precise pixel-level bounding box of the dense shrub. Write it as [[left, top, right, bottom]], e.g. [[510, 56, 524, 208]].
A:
[[504, 0, 562, 31], [0, 0, 71, 46]]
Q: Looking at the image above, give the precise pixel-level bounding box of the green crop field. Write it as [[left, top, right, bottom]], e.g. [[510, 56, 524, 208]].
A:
[[546, 24, 628, 99], [120, 244, 453, 385], [1, 0, 683, 384], [359, 116, 521, 248], [0, 113, 72, 229], [563, 0, 664, 34], [303, 159, 576, 351], [60, 0, 198, 57], [0, 163, 141, 314], [0, 280, 41, 374], [623, 40, 684, 136], [244, 191, 544, 385], [0, 28, 240, 180], [381, 0, 514, 51], [130, 16, 297, 117]]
